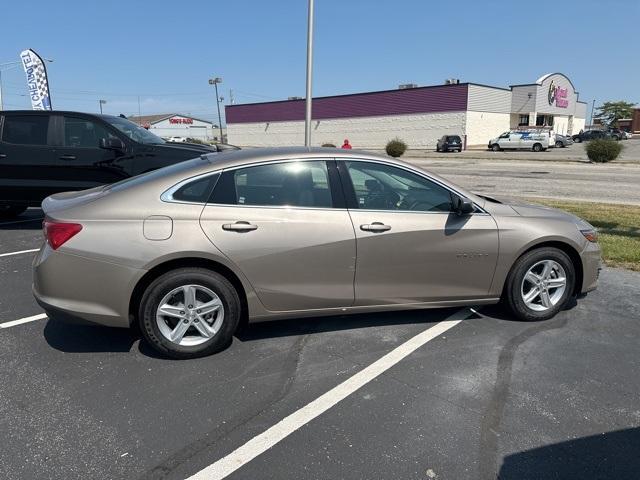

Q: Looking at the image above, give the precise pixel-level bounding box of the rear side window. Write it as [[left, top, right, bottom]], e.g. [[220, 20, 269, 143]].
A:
[[63, 116, 115, 148], [171, 173, 220, 203], [211, 160, 332, 208], [1, 115, 49, 145]]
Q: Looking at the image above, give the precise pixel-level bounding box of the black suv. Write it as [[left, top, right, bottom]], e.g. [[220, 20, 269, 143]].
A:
[[571, 130, 611, 143], [0, 111, 239, 217], [436, 135, 463, 152]]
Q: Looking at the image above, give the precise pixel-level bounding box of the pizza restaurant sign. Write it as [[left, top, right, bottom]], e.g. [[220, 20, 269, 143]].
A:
[[547, 81, 569, 108], [169, 117, 194, 124]]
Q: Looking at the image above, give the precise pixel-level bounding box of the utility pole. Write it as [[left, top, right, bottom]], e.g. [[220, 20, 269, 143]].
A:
[[99, 99, 106, 114], [304, 0, 315, 147], [209, 77, 224, 142], [589, 99, 596, 128]]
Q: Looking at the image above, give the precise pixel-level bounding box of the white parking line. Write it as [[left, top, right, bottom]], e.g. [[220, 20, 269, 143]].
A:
[[0, 248, 40, 258], [0, 313, 48, 329], [187, 308, 471, 480]]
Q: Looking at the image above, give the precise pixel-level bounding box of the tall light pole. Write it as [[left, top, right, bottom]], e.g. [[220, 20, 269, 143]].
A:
[[209, 77, 224, 142], [304, 0, 315, 147], [589, 99, 596, 128], [99, 99, 106, 114]]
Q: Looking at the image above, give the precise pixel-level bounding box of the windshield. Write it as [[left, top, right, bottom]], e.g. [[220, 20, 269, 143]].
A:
[[103, 116, 166, 145]]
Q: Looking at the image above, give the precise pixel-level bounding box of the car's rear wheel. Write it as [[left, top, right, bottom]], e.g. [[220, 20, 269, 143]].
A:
[[532, 143, 543, 152], [555, 141, 563, 148], [504, 247, 575, 321], [0, 204, 27, 219], [491, 144, 501, 152], [138, 268, 241, 359]]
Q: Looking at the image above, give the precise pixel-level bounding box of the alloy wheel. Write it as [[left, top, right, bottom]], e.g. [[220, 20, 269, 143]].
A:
[[156, 284, 224, 346], [520, 260, 567, 312]]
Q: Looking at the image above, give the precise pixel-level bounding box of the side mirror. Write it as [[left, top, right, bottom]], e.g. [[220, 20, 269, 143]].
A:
[[453, 195, 474, 215], [100, 137, 125, 151]]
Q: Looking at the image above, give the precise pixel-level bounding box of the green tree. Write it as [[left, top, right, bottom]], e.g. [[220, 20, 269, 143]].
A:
[[595, 101, 636, 127]]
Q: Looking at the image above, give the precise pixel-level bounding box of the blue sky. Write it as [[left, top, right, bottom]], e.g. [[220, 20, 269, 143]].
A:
[[1, 0, 637, 122]]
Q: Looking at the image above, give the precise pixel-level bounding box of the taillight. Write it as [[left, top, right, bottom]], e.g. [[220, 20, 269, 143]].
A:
[[43, 219, 83, 250]]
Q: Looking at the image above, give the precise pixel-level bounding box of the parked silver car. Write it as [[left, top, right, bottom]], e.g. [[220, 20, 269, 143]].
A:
[[553, 134, 574, 148], [33, 147, 601, 358]]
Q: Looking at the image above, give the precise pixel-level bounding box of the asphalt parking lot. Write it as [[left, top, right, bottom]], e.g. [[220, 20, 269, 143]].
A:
[[1, 209, 639, 480]]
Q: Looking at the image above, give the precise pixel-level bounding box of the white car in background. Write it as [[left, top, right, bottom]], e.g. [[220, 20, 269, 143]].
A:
[[167, 136, 188, 143], [624, 131, 633, 139], [489, 131, 549, 152]]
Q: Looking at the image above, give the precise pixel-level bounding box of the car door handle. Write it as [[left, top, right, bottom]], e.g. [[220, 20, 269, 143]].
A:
[[222, 221, 258, 232], [360, 222, 391, 232], [59, 155, 76, 160]]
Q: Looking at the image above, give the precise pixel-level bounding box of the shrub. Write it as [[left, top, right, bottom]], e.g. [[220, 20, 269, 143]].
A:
[[322, 143, 336, 147], [186, 137, 206, 145], [585, 138, 623, 163], [385, 138, 407, 157]]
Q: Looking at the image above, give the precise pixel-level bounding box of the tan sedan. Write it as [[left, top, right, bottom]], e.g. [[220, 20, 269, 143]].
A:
[[33, 147, 600, 358]]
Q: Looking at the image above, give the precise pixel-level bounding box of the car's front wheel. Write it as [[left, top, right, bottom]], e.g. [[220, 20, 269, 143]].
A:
[[491, 144, 501, 152], [504, 247, 575, 321], [139, 268, 241, 359]]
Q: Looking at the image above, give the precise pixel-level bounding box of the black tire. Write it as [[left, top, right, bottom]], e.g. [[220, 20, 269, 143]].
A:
[[491, 144, 501, 152], [612, 135, 619, 141], [504, 247, 575, 322], [0, 205, 27, 219], [555, 141, 563, 148], [138, 267, 241, 359], [532, 143, 542, 152], [574, 137, 582, 143], [436, 146, 440, 152]]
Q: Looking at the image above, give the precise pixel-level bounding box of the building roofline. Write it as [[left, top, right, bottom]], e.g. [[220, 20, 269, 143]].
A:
[[226, 82, 469, 108], [466, 82, 511, 92]]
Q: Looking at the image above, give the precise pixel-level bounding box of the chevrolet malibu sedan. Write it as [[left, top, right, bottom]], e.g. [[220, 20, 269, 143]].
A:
[[33, 147, 600, 358]]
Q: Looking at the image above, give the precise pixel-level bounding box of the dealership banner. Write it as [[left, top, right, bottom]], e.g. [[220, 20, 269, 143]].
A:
[[20, 49, 52, 110]]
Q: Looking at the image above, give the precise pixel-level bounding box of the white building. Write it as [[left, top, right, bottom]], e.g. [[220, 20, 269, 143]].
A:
[[128, 113, 225, 142], [225, 72, 586, 149]]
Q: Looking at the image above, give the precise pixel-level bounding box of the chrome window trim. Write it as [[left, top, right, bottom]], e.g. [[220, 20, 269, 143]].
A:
[[161, 155, 488, 215], [160, 170, 222, 205]]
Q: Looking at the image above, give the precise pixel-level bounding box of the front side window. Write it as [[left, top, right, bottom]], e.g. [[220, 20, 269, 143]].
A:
[[64, 117, 114, 148], [215, 160, 332, 208], [344, 161, 452, 212], [1, 115, 49, 145]]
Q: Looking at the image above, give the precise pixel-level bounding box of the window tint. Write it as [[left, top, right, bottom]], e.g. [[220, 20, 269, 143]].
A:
[[345, 161, 452, 212], [171, 173, 220, 203], [64, 117, 114, 148], [1, 115, 49, 145], [215, 161, 332, 208], [446, 136, 461, 143]]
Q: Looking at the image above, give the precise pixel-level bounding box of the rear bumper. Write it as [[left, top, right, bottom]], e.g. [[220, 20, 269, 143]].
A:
[[32, 245, 144, 328]]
